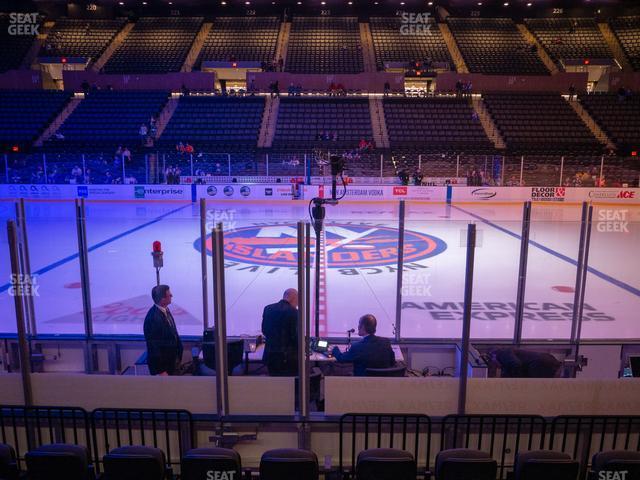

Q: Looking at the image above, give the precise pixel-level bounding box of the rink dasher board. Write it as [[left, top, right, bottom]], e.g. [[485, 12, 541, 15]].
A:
[[1, 184, 640, 204]]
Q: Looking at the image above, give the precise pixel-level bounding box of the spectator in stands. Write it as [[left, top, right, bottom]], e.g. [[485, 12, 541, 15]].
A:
[[139, 123, 148, 145], [122, 147, 131, 163], [81, 80, 90, 96], [71, 165, 82, 184], [331, 314, 395, 377], [269, 81, 280, 98], [277, 56, 284, 72], [455, 80, 463, 98], [104, 170, 114, 184], [144, 284, 183, 376], [399, 169, 410, 186], [568, 84, 576, 101], [176, 142, 185, 154], [384, 81, 391, 97], [262, 288, 299, 376], [413, 169, 424, 186], [84, 168, 92, 185], [214, 163, 222, 175], [181, 84, 190, 97], [288, 83, 296, 96]]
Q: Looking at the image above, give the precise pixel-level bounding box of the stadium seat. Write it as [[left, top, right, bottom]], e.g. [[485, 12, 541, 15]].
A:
[[356, 448, 416, 480], [40, 18, 127, 61], [369, 17, 452, 70], [447, 17, 550, 75], [482, 93, 602, 154], [197, 17, 280, 67], [591, 450, 640, 479], [525, 18, 613, 69], [0, 13, 41, 72], [25, 443, 93, 480], [365, 366, 406, 377], [578, 93, 640, 151], [103, 17, 203, 73], [383, 97, 494, 154], [0, 443, 18, 480], [286, 17, 363, 73], [435, 448, 497, 480], [181, 447, 242, 480], [102, 445, 166, 480], [259, 448, 319, 480], [513, 450, 579, 480], [609, 16, 640, 72]]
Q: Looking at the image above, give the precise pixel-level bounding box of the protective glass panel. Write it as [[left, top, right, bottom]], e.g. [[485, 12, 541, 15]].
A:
[[26, 200, 85, 335], [522, 202, 583, 340], [0, 200, 17, 334], [581, 204, 640, 340], [86, 200, 201, 336]]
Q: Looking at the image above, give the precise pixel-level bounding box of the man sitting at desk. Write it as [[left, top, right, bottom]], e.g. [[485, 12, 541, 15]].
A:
[[332, 314, 395, 376]]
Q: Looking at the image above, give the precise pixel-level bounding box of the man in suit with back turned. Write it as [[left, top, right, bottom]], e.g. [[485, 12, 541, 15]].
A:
[[332, 314, 395, 376], [144, 284, 183, 376], [262, 288, 299, 376]]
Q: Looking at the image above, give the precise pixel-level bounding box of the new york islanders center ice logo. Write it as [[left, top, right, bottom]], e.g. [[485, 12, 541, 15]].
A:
[[197, 224, 447, 268]]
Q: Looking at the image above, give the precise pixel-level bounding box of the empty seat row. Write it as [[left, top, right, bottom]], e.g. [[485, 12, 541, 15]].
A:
[[197, 16, 280, 67], [40, 18, 128, 60], [103, 17, 203, 73], [525, 17, 613, 68], [286, 17, 364, 74], [482, 93, 602, 154], [0, 13, 41, 73], [369, 16, 452, 70], [447, 17, 550, 75], [3, 442, 640, 480], [609, 16, 640, 71]]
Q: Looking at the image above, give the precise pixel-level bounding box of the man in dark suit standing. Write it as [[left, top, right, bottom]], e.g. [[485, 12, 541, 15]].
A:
[[262, 288, 298, 376], [332, 314, 395, 376], [144, 285, 183, 376]]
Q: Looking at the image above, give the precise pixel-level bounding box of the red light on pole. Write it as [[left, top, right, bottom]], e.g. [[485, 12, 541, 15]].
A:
[[11, 145, 19, 153], [152, 241, 163, 285]]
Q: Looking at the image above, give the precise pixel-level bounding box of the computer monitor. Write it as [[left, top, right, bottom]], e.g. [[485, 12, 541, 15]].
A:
[[310, 338, 329, 353], [629, 356, 640, 378]]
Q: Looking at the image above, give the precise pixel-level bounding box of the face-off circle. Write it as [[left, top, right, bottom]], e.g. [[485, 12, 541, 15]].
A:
[[195, 223, 447, 268]]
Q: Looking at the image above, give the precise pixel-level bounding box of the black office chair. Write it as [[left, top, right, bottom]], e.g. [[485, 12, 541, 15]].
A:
[[435, 448, 497, 480], [356, 448, 416, 480], [0, 444, 18, 480], [259, 448, 319, 480], [102, 445, 166, 480], [181, 447, 243, 480], [202, 329, 245, 375], [365, 366, 406, 377], [25, 444, 93, 480], [591, 451, 640, 480], [514, 451, 579, 480]]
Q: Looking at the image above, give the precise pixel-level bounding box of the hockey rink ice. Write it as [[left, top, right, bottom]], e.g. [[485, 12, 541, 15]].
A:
[[1, 199, 639, 341]]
